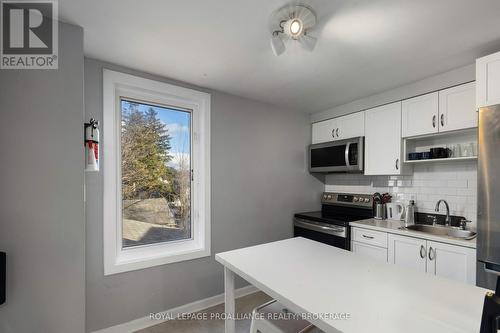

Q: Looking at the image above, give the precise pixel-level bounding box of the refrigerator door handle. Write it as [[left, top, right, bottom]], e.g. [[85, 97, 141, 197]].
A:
[[484, 262, 500, 276]]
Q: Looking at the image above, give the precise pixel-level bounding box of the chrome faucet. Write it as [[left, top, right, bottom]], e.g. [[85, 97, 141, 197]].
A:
[[435, 199, 451, 226]]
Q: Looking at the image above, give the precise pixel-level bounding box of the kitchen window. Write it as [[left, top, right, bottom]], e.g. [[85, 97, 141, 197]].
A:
[[103, 69, 210, 275]]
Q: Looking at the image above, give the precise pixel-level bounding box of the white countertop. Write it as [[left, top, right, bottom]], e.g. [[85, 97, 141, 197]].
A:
[[350, 218, 477, 248], [216, 237, 487, 333]]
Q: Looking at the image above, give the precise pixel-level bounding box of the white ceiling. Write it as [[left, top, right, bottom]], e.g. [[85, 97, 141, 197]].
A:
[[59, 0, 500, 113]]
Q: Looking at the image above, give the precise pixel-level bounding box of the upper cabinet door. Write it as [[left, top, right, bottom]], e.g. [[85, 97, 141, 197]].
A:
[[336, 112, 365, 140], [402, 92, 439, 137], [426, 241, 476, 285], [365, 102, 407, 175], [438, 82, 476, 133], [311, 112, 364, 144], [477, 51, 500, 108], [311, 118, 338, 144]]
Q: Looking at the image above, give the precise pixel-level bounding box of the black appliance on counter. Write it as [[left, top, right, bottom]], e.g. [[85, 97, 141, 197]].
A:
[[294, 192, 373, 250]]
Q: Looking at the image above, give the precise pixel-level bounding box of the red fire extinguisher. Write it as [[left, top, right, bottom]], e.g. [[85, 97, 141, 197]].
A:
[[85, 118, 99, 172]]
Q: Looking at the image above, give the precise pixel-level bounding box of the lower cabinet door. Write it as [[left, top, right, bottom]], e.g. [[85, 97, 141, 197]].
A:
[[351, 241, 387, 262], [426, 241, 476, 285], [388, 234, 427, 273]]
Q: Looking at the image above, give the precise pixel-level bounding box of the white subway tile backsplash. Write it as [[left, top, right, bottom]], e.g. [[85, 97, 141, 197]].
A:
[[436, 187, 458, 196], [447, 180, 468, 188], [324, 161, 478, 225], [397, 180, 413, 187], [467, 180, 477, 188]]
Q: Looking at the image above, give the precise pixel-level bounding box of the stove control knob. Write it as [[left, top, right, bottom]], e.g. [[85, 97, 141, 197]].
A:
[[353, 197, 358, 202], [364, 198, 370, 203], [327, 195, 332, 199]]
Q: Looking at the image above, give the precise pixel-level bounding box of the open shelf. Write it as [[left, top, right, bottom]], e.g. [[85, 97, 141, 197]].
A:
[[404, 156, 477, 164], [403, 128, 478, 164]]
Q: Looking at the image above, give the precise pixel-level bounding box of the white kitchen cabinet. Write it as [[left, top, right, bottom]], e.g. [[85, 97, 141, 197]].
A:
[[335, 112, 365, 140], [402, 85, 476, 138], [312, 118, 338, 144], [351, 227, 388, 263], [388, 233, 476, 285], [352, 227, 387, 248], [402, 92, 439, 137], [351, 241, 387, 262], [354, 227, 476, 285], [426, 241, 476, 285], [364, 102, 409, 175], [311, 112, 365, 144], [477, 51, 500, 108], [387, 234, 427, 273], [438, 82, 477, 132]]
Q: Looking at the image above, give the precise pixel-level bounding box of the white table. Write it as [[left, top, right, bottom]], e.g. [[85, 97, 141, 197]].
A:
[[215, 237, 487, 333]]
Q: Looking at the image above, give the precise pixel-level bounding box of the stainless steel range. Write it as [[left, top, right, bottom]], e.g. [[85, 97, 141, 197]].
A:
[[294, 192, 373, 250]]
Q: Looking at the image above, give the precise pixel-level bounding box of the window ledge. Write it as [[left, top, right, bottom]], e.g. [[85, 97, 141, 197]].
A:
[[106, 240, 210, 275]]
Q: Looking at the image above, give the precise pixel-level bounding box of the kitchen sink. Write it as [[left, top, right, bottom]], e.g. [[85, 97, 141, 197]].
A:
[[446, 228, 477, 239], [404, 224, 477, 240]]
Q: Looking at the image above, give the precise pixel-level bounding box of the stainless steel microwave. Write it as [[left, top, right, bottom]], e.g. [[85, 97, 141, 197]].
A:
[[309, 137, 364, 173]]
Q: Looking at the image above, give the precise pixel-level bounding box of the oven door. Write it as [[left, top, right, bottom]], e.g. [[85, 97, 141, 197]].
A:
[[293, 218, 349, 250], [309, 137, 364, 173]]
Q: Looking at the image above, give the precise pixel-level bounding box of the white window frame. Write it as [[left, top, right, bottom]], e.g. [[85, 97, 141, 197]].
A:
[[102, 69, 210, 275]]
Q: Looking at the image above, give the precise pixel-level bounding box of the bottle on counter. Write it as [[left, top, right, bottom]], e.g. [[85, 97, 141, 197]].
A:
[[404, 200, 416, 228]]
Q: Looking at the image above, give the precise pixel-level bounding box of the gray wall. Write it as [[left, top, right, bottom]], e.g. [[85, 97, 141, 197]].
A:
[[311, 64, 475, 122], [0, 23, 85, 332], [84, 58, 323, 331]]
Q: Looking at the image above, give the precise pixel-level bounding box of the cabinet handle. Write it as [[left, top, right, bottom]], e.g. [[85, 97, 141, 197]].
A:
[[336, 128, 339, 137], [440, 114, 445, 127], [432, 115, 436, 128], [420, 245, 426, 259], [362, 234, 374, 239], [428, 247, 435, 261], [395, 158, 399, 170]]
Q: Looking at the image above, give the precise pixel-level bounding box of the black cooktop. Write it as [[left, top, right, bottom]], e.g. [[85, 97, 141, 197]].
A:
[[294, 204, 373, 227], [294, 211, 347, 226]]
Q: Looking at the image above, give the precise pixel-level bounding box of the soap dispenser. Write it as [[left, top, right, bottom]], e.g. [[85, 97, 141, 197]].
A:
[[404, 200, 416, 228]]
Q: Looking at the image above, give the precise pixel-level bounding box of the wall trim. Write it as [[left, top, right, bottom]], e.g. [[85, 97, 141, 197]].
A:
[[91, 285, 259, 333]]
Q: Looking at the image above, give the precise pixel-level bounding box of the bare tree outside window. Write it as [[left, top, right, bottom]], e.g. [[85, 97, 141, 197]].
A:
[[120, 99, 191, 248]]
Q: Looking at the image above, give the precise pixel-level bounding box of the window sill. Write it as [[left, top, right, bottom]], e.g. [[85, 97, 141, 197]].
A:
[[104, 240, 210, 275]]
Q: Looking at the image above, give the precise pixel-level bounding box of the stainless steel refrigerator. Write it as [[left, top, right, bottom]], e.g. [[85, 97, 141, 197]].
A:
[[477, 104, 500, 289]]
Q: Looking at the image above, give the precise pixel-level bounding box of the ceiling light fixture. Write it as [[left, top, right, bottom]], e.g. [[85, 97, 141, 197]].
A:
[[269, 4, 317, 56], [286, 18, 304, 38]]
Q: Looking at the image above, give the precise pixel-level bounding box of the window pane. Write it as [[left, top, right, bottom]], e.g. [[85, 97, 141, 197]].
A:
[[121, 99, 191, 248]]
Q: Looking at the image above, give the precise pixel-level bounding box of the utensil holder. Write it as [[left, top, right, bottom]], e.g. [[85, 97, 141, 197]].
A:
[[374, 203, 386, 220]]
